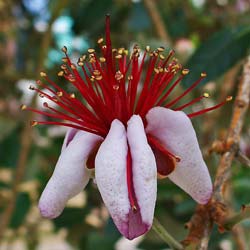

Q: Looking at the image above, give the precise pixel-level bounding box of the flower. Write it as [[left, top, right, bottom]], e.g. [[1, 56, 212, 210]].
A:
[[22, 16, 232, 240]]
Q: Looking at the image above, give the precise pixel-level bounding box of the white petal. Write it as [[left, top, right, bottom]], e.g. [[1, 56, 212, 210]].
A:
[[146, 107, 212, 204], [127, 115, 157, 227], [39, 130, 102, 218], [95, 120, 130, 236], [61, 128, 78, 152]]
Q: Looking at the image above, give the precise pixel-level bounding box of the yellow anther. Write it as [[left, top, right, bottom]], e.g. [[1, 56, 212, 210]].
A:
[[102, 45, 107, 49], [201, 72, 207, 77], [20, 104, 27, 110], [154, 68, 160, 74], [115, 54, 122, 59], [77, 61, 84, 67], [57, 71, 64, 76], [93, 70, 100, 76], [61, 46, 67, 53], [145, 45, 150, 52], [128, 75, 133, 80], [40, 72, 47, 77], [118, 48, 124, 54], [115, 71, 124, 81], [82, 55, 87, 60], [88, 48, 95, 53], [99, 57, 106, 62], [61, 57, 68, 63], [95, 75, 103, 81], [203, 92, 210, 98], [182, 69, 190, 75], [159, 54, 165, 60], [97, 37, 104, 44], [157, 46, 165, 52], [124, 50, 128, 55], [30, 121, 38, 127], [70, 93, 75, 99], [57, 91, 63, 97], [226, 96, 233, 102]]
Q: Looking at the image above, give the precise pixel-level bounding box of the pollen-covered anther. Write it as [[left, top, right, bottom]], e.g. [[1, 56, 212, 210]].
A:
[[93, 70, 101, 76], [128, 75, 133, 80], [20, 104, 27, 110], [115, 54, 122, 59], [132, 205, 137, 212], [201, 72, 207, 78], [99, 57, 106, 63], [118, 48, 124, 54], [97, 37, 104, 44], [157, 46, 165, 52], [203, 92, 210, 98], [40, 72, 47, 77], [88, 48, 95, 54], [154, 68, 160, 74], [30, 120, 38, 127], [95, 75, 103, 81], [145, 45, 150, 52], [159, 54, 165, 60], [61, 46, 67, 53], [57, 91, 63, 97], [182, 69, 190, 75], [70, 93, 75, 99], [226, 96, 233, 102], [77, 61, 84, 67], [57, 71, 64, 77], [62, 57, 68, 63]]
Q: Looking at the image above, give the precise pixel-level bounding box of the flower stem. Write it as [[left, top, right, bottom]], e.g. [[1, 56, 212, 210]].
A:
[[223, 206, 250, 231], [152, 217, 184, 250]]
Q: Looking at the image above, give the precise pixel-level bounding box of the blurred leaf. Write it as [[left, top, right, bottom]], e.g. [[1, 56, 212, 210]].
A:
[[182, 25, 250, 86], [10, 192, 31, 228], [0, 126, 21, 168], [85, 219, 120, 250]]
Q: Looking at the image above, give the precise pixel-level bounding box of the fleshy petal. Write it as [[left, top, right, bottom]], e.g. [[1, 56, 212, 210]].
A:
[[95, 120, 130, 237], [146, 107, 212, 204], [127, 115, 157, 232], [61, 128, 78, 152], [39, 130, 102, 218]]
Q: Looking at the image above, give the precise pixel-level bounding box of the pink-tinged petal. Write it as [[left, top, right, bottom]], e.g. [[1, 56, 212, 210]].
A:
[[127, 115, 157, 231], [146, 107, 212, 204], [39, 130, 102, 218], [95, 120, 130, 237], [61, 128, 78, 152]]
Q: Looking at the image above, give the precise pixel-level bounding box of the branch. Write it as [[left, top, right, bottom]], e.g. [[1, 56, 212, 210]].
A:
[[143, 0, 172, 46]]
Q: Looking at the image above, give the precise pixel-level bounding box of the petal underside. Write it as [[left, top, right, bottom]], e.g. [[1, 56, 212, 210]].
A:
[[146, 107, 212, 204], [39, 130, 102, 218]]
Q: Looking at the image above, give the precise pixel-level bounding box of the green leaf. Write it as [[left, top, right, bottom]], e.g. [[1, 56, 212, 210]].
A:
[[182, 25, 250, 86], [10, 192, 31, 228]]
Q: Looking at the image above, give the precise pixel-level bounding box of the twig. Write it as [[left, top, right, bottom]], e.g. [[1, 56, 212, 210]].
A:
[[223, 206, 250, 231], [236, 151, 250, 168], [152, 217, 184, 250], [0, 0, 69, 241], [143, 0, 172, 46]]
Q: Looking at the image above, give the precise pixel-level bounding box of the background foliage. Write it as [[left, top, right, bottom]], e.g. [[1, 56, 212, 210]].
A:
[[0, 0, 250, 249]]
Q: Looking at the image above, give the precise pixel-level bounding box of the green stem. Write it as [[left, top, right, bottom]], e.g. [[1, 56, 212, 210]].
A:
[[223, 206, 250, 230], [152, 217, 184, 250]]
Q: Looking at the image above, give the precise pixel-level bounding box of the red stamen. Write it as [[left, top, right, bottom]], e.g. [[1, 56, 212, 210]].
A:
[[188, 96, 233, 118]]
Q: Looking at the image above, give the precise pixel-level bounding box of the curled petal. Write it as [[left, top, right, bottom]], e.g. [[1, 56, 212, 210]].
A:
[[61, 127, 78, 152], [39, 130, 102, 218], [95, 120, 130, 237], [146, 107, 212, 204], [127, 115, 157, 233]]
